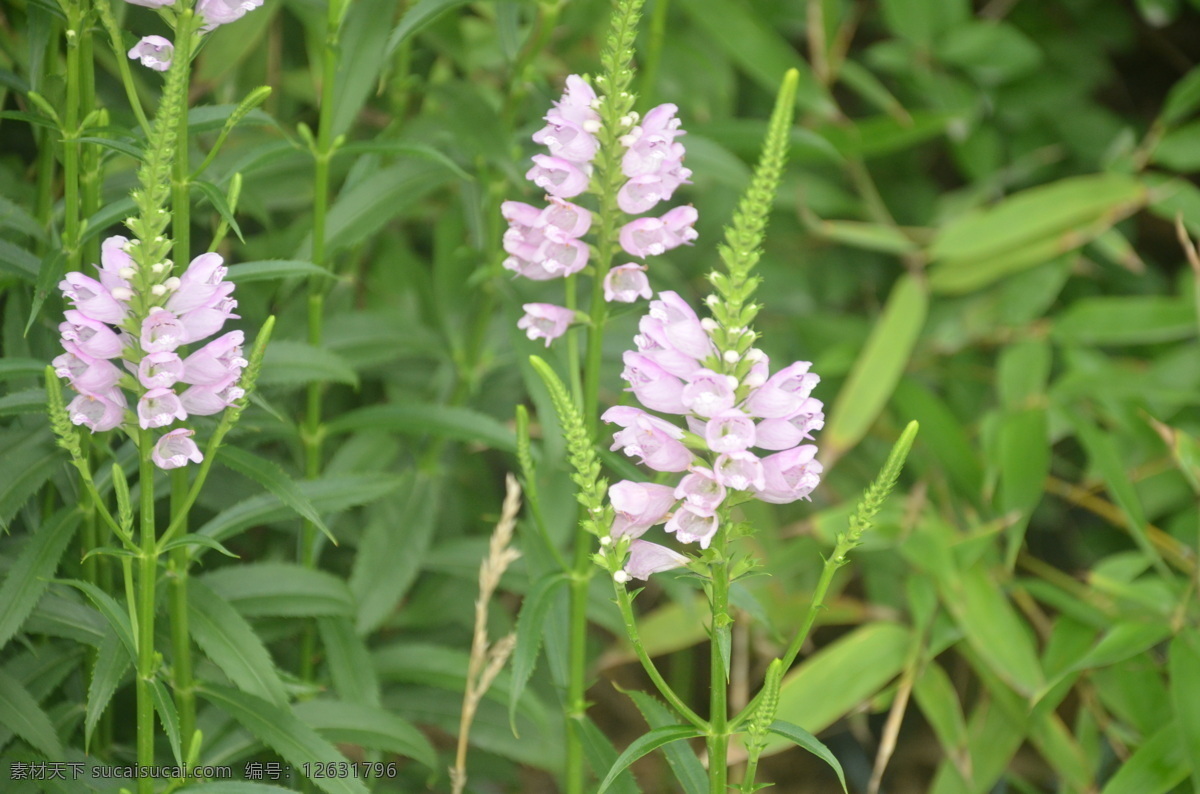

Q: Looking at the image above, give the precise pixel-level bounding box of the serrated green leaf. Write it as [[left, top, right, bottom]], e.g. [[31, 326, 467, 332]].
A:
[[216, 446, 335, 546], [24, 248, 65, 333], [158, 533, 239, 558], [0, 667, 63, 758], [0, 509, 81, 651], [292, 699, 437, 769], [149, 677, 183, 765], [597, 724, 704, 794], [317, 617, 380, 707], [622, 690, 707, 794], [85, 626, 130, 753], [198, 684, 370, 794], [509, 572, 568, 732], [188, 579, 289, 707]]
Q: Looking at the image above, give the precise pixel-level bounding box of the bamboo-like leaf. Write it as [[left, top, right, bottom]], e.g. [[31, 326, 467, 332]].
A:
[[0, 359, 42, 384], [216, 446, 335, 546], [292, 699, 437, 769], [326, 404, 517, 452], [188, 579, 289, 707], [0, 667, 63, 758], [597, 724, 704, 794], [198, 684, 371, 794], [0, 508, 81, 651], [1099, 721, 1189, 794], [766, 720, 847, 792], [1169, 630, 1200, 791]]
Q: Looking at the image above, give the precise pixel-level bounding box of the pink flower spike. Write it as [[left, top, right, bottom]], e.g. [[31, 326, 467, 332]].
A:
[[548, 75, 600, 129], [624, 539, 689, 581], [617, 175, 667, 215], [138, 351, 185, 389], [68, 389, 126, 432], [59, 311, 124, 359], [705, 409, 756, 454], [754, 398, 826, 451], [537, 234, 589, 277], [532, 119, 599, 163], [714, 450, 766, 491], [621, 351, 687, 414], [53, 343, 122, 393], [140, 309, 187, 353], [602, 406, 693, 473], [680, 369, 737, 418], [180, 373, 244, 416], [665, 504, 720, 549], [619, 217, 672, 258], [649, 292, 713, 360], [604, 264, 652, 304], [178, 297, 239, 344], [128, 36, 173, 72], [635, 315, 703, 378], [166, 252, 229, 315], [59, 272, 128, 324], [540, 197, 592, 239], [152, 429, 204, 470], [501, 201, 544, 227], [138, 387, 188, 429], [609, 480, 677, 538], [660, 205, 699, 246], [182, 330, 247, 386], [196, 0, 264, 30], [674, 467, 725, 517], [518, 303, 575, 347], [503, 255, 564, 281], [526, 155, 589, 198], [745, 362, 820, 419], [755, 445, 823, 504]]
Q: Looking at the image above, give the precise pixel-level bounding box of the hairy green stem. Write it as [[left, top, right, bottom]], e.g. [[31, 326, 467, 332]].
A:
[[136, 429, 158, 794], [299, 0, 343, 684]]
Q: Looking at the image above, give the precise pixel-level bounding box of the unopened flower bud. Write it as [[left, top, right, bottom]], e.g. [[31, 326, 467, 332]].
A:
[[583, 119, 601, 133], [151, 284, 167, 297], [723, 350, 739, 364], [600, 536, 612, 546], [110, 287, 134, 302], [118, 267, 137, 280], [613, 570, 631, 584], [163, 277, 181, 291], [151, 263, 166, 274], [700, 318, 719, 333]]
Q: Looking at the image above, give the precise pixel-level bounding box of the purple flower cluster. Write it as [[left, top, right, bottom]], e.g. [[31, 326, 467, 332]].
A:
[[124, 0, 264, 29], [506, 76, 700, 345], [55, 236, 245, 469], [602, 291, 825, 580]]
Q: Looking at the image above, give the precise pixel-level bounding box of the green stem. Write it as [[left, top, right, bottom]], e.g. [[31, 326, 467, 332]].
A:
[[564, 534, 592, 794], [172, 11, 194, 277], [169, 469, 195, 767], [639, 0, 670, 100], [299, 0, 342, 684], [136, 429, 158, 794], [79, 9, 100, 268], [708, 539, 731, 794], [95, 0, 151, 136], [63, 3, 83, 275]]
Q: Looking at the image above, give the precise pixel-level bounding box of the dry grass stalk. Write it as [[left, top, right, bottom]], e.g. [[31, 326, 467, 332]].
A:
[[451, 474, 522, 794]]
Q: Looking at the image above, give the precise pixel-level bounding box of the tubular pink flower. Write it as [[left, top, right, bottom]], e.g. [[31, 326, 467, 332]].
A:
[[619, 217, 673, 258], [745, 362, 820, 419], [617, 175, 669, 215], [603, 406, 693, 473], [140, 309, 187, 353], [680, 369, 737, 418], [755, 398, 826, 451], [660, 205, 699, 246], [665, 504, 719, 549], [705, 409, 756, 454], [546, 75, 600, 130], [649, 292, 713, 360], [540, 197, 592, 239], [98, 236, 134, 292], [714, 450, 766, 491], [128, 36, 173, 72], [178, 297, 239, 344], [501, 200, 544, 228], [635, 315, 703, 378], [674, 467, 725, 517], [537, 234, 589, 277], [604, 264, 652, 303], [59, 311, 124, 359], [180, 374, 244, 416], [138, 387, 187, 429], [755, 445, 823, 504], [152, 429, 204, 470], [181, 330, 247, 386], [166, 252, 230, 315], [503, 255, 564, 281], [526, 155, 589, 198], [53, 343, 123, 393], [533, 119, 599, 163], [517, 303, 575, 347], [138, 351, 185, 389], [196, 0, 264, 30], [624, 539, 689, 580], [68, 389, 126, 432], [621, 351, 686, 414], [60, 272, 128, 324], [609, 480, 677, 538]]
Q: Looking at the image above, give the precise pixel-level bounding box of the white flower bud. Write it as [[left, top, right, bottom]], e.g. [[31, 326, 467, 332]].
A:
[[725, 375, 739, 389], [745, 348, 765, 363], [110, 287, 134, 302], [150, 284, 167, 297], [705, 295, 720, 307], [163, 277, 181, 291], [118, 267, 137, 280], [151, 263, 166, 274], [723, 350, 739, 364], [583, 119, 601, 133], [600, 536, 612, 546], [613, 570, 631, 584], [700, 318, 719, 333]]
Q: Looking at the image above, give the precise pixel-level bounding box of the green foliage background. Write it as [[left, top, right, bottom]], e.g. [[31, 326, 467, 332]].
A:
[[1, 0, 1199, 791]]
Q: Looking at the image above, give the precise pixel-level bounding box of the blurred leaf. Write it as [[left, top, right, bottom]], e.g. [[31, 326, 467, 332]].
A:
[[935, 21, 1042, 85], [217, 446, 336, 546], [1162, 64, 1200, 126], [260, 341, 359, 388], [1153, 119, 1200, 171], [188, 579, 289, 707], [996, 407, 1048, 563], [317, 617, 380, 707], [913, 661, 971, 781], [326, 403, 516, 452], [509, 571, 568, 732], [24, 248, 65, 333], [579, 715, 641, 794], [0, 388, 46, 416], [893, 378, 983, 502], [766, 721, 847, 792], [1054, 296, 1196, 345], [226, 259, 334, 283], [602, 594, 708, 665], [1169, 630, 1200, 791], [0, 667, 63, 758], [622, 690, 707, 794], [292, 699, 437, 769], [331, 0, 394, 139], [880, 0, 969, 46], [201, 563, 355, 618], [817, 111, 953, 159], [1099, 722, 1189, 794], [198, 684, 370, 794], [0, 239, 39, 281], [997, 339, 1050, 410], [1071, 622, 1173, 671], [597, 724, 704, 794], [771, 622, 911, 754], [0, 428, 58, 530], [0, 509, 81, 651], [809, 218, 920, 254], [825, 274, 928, 459]]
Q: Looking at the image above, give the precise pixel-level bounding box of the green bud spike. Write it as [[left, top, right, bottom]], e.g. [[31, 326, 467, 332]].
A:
[[112, 463, 134, 541], [844, 420, 919, 549]]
